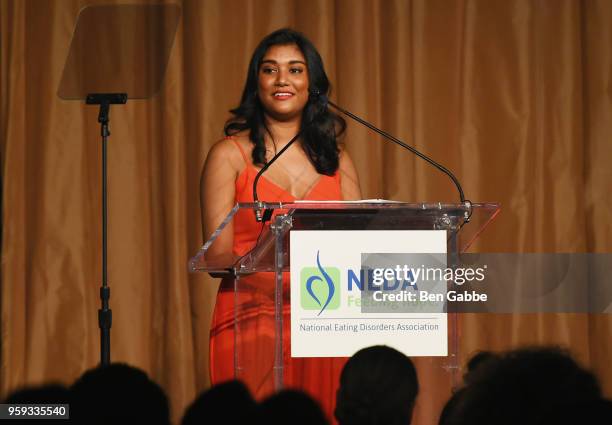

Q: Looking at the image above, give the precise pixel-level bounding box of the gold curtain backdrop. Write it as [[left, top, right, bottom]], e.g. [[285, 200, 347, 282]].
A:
[[1, 0, 611, 423]]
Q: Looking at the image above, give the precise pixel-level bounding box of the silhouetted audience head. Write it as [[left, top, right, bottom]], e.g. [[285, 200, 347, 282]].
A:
[[335, 345, 419, 425], [260, 389, 329, 425], [542, 396, 612, 425], [182, 380, 257, 425], [463, 350, 498, 385], [438, 387, 465, 425], [439, 347, 602, 425], [70, 363, 170, 425], [439, 350, 500, 423], [4, 383, 70, 404], [4, 384, 70, 424]]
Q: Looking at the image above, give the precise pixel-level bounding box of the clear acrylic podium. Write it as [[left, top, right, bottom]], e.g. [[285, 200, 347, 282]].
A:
[[190, 201, 499, 396]]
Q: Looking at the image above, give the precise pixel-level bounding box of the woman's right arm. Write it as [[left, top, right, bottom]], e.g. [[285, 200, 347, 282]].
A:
[[200, 139, 242, 257]]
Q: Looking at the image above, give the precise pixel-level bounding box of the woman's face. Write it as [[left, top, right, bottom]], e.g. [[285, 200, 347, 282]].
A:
[[257, 43, 309, 123]]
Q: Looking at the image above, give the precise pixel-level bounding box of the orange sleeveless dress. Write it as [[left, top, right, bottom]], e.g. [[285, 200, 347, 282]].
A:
[[209, 139, 348, 419]]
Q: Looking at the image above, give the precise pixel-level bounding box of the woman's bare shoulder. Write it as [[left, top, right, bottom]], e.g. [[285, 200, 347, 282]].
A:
[[207, 134, 252, 170], [226, 132, 252, 151], [338, 143, 354, 165], [337, 144, 362, 199]]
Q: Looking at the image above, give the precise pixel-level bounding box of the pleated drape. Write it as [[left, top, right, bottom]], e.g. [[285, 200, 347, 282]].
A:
[[1, 1, 611, 423]]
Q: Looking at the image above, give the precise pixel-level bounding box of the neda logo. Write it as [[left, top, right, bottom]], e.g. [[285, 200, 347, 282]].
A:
[[300, 250, 340, 315]]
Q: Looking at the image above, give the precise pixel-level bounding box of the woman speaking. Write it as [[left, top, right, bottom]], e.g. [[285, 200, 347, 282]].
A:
[[200, 28, 361, 416]]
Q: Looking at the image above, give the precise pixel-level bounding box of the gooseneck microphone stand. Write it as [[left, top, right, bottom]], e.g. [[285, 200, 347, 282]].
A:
[[326, 99, 469, 207], [86, 93, 127, 365], [324, 97, 471, 382], [252, 132, 302, 222]]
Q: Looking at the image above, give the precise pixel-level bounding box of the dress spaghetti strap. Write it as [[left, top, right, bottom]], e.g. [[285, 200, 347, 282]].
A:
[[228, 137, 249, 165]]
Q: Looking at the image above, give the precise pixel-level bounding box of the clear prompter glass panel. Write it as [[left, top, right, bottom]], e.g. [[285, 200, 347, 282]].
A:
[[57, 4, 181, 100]]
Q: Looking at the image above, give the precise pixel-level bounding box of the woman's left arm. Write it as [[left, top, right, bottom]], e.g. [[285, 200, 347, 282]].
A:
[[339, 148, 362, 200]]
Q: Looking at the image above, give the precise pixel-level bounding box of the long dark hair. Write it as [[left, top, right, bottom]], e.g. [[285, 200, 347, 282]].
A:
[[224, 28, 345, 175]]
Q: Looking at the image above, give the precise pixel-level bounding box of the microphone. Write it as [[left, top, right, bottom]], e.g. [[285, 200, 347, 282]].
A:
[[252, 131, 302, 222], [252, 90, 327, 222], [322, 96, 471, 217]]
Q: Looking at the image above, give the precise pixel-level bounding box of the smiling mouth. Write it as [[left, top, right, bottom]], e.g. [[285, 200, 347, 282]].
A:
[[273, 92, 294, 99]]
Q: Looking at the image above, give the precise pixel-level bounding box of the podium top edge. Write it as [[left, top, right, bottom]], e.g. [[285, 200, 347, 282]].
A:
[[236, 201, 500, 211]]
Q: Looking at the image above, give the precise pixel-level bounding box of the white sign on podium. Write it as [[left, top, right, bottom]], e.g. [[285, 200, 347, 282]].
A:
[[290, 230, 448, 358]]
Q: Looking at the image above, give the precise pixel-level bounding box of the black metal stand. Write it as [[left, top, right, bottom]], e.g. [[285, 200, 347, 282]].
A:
[[86, 93, 127, 366]]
